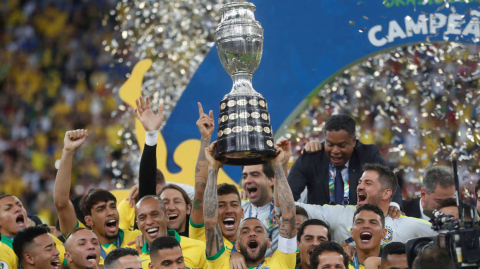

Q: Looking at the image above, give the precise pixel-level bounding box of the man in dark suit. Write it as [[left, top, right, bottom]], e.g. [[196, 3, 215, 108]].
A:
[[402, 166, 454, 220], [287, 114, 403, 206]]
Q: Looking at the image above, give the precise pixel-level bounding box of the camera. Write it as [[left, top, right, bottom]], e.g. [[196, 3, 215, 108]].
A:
[[405, 160, 480, 269]]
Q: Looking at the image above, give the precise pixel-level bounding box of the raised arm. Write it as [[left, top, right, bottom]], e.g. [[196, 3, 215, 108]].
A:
[[191, 102, 215, 225], [134, 96, 163, 200], [203, 141, 226, 257], [54, 129, 88, 235], [268, 148, 296, 239], [276, 138, 292, 177]]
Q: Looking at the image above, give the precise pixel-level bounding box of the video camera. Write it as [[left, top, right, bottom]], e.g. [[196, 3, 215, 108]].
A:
[[405, 160, 480, 269]]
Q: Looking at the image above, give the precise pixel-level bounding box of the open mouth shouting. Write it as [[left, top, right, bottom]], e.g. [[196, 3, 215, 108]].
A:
[[50, 257, 60, 269], [86, 253, 97, 263], [247, 239, 259, 251], [357, 192, 367, 206], [330, 155, 344, 166], [15, 213, 26, 229], [146, 227, 160, 238], [246, 186, 258, 200], [222, 217, 236, 231], [105, 219, 118, 234], [359, 231, 373, 244]]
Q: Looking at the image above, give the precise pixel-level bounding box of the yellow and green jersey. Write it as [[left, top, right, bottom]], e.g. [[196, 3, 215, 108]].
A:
[[206, 245, 296, 269], [118, 198, 136, 231], [0, 234, 67, 269], [137, 230, 207, 269], [349, 263, 364, 269], [99, 228, 142, 264], [0, 235, 17, 269], [189, 219, 235, 254]]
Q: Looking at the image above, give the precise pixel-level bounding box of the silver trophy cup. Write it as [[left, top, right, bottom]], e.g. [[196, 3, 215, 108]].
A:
[[215, 1, 276, 166]]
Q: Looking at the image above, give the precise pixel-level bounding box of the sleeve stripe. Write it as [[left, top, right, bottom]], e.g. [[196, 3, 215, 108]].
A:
[[206, 246, 225, 261]]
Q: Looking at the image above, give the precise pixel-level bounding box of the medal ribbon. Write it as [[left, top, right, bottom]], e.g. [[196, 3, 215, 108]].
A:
[[328, 163, 349, 205]]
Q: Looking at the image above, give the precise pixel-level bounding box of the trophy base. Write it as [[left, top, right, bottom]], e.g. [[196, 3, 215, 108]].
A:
[[216, 95, 276, 166], [216, 149, 277, 166]]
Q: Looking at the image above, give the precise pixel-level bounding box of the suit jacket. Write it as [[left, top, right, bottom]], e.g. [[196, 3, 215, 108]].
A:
[[287, 140, 403, 207], [402, 197, 422, 219]]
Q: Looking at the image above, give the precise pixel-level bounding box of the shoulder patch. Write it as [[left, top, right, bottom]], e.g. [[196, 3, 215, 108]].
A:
[[0, 261, 10, 269]]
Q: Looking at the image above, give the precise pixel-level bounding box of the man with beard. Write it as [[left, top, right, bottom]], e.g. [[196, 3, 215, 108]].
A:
[[240, 138, 291, 257], [349, 205, 387, 269], [203, 142, 297, 268], [64, 228, 101, 269], [54, 129, 142, 263], [0, 195, 66, 269], [309, 242, 350, 269], [133, 195, 207, 269], [12, 226, 61, 269], [296, 219, 331, 269], [148, 236, 186, 269], [297, 164, 436, 246]]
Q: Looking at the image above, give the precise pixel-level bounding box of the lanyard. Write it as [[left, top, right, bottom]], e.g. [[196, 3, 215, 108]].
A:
[[100, 234, 122, 259], [328, 163, 349, 205], [352, 249, 382, 269]]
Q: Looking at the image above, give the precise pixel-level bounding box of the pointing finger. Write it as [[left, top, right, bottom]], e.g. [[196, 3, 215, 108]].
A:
[[198, 102, 204, 116]]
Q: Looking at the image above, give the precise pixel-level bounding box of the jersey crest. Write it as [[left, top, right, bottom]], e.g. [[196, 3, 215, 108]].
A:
[[382, 226, 393, 245]]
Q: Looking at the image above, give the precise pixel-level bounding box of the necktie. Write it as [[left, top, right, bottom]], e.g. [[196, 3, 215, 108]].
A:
[[334, 166, 346, 204]]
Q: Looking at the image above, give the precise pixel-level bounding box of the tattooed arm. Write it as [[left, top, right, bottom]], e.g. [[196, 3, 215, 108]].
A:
[[268, 147, 297, 239], [204, 141, 225, 257], [191, 102, 215, 225]]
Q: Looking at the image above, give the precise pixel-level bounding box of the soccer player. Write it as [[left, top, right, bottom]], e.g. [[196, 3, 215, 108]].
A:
[[104, 248, 142, 269], [64, 228, 101, 269], [12, 226, 61, 269], [297, 164, 436, 246], [296, 219, 331, 269], [0, 195, 66, 268], [309, 242, 349, 269], [349, 205, 387, 269], [203, 142, 297, 268], [148, 236, 186, 269], [54, 129, 142, 262], [133, 96, 194, 237], [188, 102, 245, 255], [134, 195, 207, 268]]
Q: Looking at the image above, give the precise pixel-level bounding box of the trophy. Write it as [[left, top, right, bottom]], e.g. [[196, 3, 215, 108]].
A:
[[215, 1, 276, 166]]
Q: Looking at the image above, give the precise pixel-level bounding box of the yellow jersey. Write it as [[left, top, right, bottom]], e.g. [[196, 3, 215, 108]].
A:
[[137, 230, 207, 269], [118, 199, 136, 231], [206, 245, 296, 269], [100, 228, 142, 264], [189, 219, 235, 254], [110, 189, 131, 206], [0, 235, 16, 269], [349, 263, 364, 269], [0, 234, 66, 269]]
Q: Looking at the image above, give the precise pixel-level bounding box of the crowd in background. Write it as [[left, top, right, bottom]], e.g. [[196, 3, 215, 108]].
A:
[[0, 0, 134, 225]]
